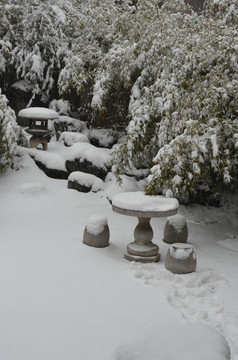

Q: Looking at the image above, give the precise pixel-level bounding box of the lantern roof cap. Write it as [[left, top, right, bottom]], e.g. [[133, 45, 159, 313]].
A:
[[18, 107, 59, 120]]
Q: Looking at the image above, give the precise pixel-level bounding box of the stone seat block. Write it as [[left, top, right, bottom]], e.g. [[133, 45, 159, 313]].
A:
[[83, 215, 110, 248], [165, 243, 197, 274], [163, 214, 188, 244]]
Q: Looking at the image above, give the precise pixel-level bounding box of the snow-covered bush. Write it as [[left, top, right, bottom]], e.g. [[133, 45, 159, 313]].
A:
[[0, 90, 18, 173], [204, 0, 238, 25], [111, 0, 238, 201], [0, 0, 74, 101]]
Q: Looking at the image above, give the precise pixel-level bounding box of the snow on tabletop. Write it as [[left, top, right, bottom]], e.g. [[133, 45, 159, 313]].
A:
[[18, 107, 59, 119], [168, 214, 186, 231], [170, 243, 195, 260], [86, 215, 108, 235], [59, 132, 89, 146], [68, 171, 104, 192], [66, 142, 111, 169], [112, 191, 179, 212]]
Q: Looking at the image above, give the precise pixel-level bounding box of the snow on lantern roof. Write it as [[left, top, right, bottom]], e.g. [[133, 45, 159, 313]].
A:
[[18, 107, 59, 120]]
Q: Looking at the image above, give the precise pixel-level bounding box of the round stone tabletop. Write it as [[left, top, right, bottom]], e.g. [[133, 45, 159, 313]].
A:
[[112, 191, 179, 218]]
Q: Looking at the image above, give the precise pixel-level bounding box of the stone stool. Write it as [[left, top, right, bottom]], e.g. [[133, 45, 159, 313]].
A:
[[163, 214, 188, 244], [165, 243, 197, 274], [83, 215, 110, 248]]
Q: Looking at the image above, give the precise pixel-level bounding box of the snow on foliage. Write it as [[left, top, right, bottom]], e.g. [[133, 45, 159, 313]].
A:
[[0, 0, 73, 101], [0, 90, 18, 173]]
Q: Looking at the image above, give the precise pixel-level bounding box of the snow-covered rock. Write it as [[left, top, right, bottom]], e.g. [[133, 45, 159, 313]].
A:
[[29, 149, 69, 179], [88, 128, 116, 149], [68, 171, 104, 193], [54, 116, 88, 140], [65, 142, 111, 180], [59, 131, 89, 147]]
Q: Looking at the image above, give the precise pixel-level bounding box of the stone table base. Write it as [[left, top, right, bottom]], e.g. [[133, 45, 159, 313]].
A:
[[124, 217, 161, 263]]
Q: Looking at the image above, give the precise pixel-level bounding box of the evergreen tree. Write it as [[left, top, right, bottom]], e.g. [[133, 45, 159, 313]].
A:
[[0, 89, 18, 173]]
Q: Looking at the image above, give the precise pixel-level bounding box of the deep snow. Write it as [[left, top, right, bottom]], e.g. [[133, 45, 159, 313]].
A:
[[0, 141, 237, 360]]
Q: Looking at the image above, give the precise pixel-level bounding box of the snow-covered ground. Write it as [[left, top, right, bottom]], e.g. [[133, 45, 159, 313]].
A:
[[0, 140, 237, 360]]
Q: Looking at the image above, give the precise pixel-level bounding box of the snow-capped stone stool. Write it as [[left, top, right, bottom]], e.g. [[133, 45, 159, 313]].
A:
[[163, 214, 188, 244], [83, 215, 110, 248], [165, 243, 196, 274]]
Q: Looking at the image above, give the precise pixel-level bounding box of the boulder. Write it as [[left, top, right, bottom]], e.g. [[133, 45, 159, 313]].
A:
[[68, 171, 104, 193], [59, 131, 89, 147], [88, 128, 117, 149], [54, 116, 87, 140], [34, 159, 69, 179], [65, 142, 111, 180], [29, 150, 69, 179]]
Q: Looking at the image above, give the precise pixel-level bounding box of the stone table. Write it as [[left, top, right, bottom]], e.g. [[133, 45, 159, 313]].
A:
[[112, 191, 179, 263]]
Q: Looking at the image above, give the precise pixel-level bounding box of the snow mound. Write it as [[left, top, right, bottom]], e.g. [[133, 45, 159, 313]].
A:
[[19, 182, 45, 194], [59, 131, 89, 146], [112, 323, 230, 360], [86, 215, 108, 235]]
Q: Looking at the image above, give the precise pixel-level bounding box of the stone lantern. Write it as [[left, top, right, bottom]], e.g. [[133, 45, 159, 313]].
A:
[[18, 107, 59, 150]]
